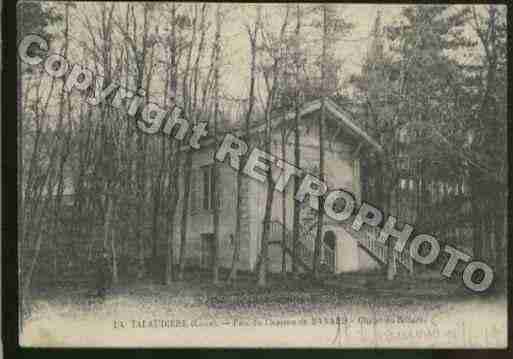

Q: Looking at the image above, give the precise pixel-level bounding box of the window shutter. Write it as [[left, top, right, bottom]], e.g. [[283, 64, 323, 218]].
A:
[[203, 167, 209, 210], [217, 166, 221, 210], [211, 166, 220, 210], [197, 167, 203, 212], [190, 168, 198, 215]]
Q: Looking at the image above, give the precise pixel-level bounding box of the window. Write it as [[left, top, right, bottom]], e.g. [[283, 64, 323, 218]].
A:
[[201, 165, 216, 211], [190, 165, 220, 215], [399, 178, 407, 190], [398, 127, 408, 144]]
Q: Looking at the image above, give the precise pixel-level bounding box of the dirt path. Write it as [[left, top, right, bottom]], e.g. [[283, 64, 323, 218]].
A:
[[20, 279, 507, 348]]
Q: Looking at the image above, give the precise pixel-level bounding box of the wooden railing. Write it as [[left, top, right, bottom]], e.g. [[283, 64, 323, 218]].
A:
[[269, 220, 333, 272], [268, 219, 413, 274], [358, 227, 413, 273]]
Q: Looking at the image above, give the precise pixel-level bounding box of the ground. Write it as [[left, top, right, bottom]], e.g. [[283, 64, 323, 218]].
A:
[[20, 270, 507, 348]]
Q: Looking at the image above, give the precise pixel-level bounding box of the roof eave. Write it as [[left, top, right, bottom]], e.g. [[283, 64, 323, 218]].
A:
[[324, 99, 384, 154]]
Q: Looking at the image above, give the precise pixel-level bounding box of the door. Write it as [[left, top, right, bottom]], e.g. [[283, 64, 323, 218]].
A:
[[200, 233, 215, 270]]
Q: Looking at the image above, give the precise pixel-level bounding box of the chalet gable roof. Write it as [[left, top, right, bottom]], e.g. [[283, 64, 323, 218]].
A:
[[250, 98, 383, 153], [182, 98, 383, 153]]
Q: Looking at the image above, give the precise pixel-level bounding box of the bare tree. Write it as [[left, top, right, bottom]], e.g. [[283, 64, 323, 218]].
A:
[[21, 2, 73, 312], [177, 4, 212, 280], [291, 4, 304, 278], [258, 5, 290, 287], [312, 4, 328, 278], [211, 4, 223, 285], [229, 5, 261, 283]]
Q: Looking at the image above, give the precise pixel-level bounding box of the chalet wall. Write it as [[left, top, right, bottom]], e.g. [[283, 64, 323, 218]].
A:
[[170, 110, 375, 274], [172, 147, 253, 271], [247, 113, 366, 272]]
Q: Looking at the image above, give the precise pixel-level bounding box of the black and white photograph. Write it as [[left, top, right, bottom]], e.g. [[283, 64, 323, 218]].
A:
[[15, 1, 508, 348]]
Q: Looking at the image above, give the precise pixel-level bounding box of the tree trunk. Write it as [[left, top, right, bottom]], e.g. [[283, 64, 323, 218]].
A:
[[258, 71, 281, 286], [164, 3, 178, 285], [135, 139, 146, 280], [313, 5, 328, 278], [177, 4, 207, 282], [22, 175, 56, 318], [103, 194, 113, 248], [178, 151, 192, 281], [165, 177, 176, 284], [471, 188, 482, 259], [110, 197, 119, 285], [165, 147, 180, 284], [291, 3, 302, 279], [212, 160, 220, 285], [383, 174, 397, 280], [313, 98, 325, 278], [151, 184, 160, 281], [211, 4, 222, 286], [281, 130, 287, 276], [231, 12, 259, 283], [489, 212, 496, 267], [229, 172, 243, 283], [259, 182, 274, 287], [500, 197, 507, 279], [166, 232, 175, 284], [258, 94, 276, 286], [292, 101, 301, 278]]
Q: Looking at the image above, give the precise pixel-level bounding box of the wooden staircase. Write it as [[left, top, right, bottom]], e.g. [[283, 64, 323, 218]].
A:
[[267, 220, 335, 273], [340, 221, 414, 274], [266, 219, 414, 275]]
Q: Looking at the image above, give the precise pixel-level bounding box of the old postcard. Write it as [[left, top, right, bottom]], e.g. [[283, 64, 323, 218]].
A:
[[17, 2, 507, 348]]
